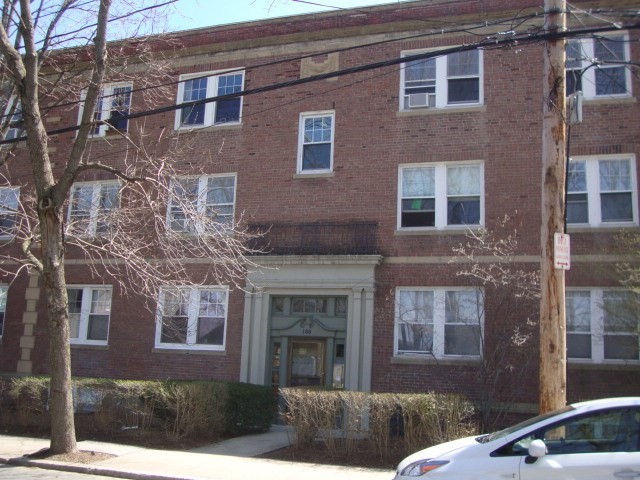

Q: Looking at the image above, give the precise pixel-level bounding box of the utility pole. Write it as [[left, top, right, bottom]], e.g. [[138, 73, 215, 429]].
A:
[[539, 0, 567, 414]]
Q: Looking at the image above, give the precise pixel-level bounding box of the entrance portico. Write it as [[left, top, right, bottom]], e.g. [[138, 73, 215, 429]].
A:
[[239, 255, 381, 392]]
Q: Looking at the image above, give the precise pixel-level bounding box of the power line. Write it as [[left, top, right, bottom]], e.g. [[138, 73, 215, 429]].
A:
[[1, 21, 639, 146]]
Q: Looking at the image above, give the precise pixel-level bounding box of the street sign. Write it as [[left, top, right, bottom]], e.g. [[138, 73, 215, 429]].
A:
[[554, 232, 570, 270]]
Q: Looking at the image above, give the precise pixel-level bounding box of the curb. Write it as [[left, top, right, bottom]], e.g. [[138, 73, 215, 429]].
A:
[[1, 456, 202, 480]]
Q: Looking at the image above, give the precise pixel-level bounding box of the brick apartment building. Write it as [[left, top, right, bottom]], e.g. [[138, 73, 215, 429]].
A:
[[0, 0, 639, 411]]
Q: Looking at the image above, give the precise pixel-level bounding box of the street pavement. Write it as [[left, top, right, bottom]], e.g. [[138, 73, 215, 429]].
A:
[[0, 426, 395, 480]]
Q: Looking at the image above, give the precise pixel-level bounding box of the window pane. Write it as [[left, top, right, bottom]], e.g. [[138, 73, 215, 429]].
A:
[[567, 193, 588, 224], [304, 116, 332, 143], [169, 179, 199, 231], [405, 58, 436, 84], [566, 41, 584, 69], [594, 37, 625, 63], [181, 78, 207, 125], [403, 167, 435, 197], [600, 159, 631, 191], [568, 161, 587, 192], [398, 323, 433, 353], [447, 165, 480, 196], [161, 290, 189, 343], [604, 335, 639, 360], [206, 177, 234, 204], [87, 315, 109, 340], [68, 289, 83, 338], [567, 333, 591, 359], [197, 316, 225, 345], [69, 185, 93, 234], [445, 324, 481, 355], [566, 291, 591, 332], [444, 290, 481, 356], [601, 192, 633, 222], [447, 197, 480, 225], [402, 198, 435, 227], [448, 78, 479, 104], [302, 144, 331, 170], [398, 290, 434, 323], [596, 67, 627, 96], [0, 188, 18, 236], [214, 98, 240, 123], [447, 50, 478, 77], [107, 86, 131, 131]]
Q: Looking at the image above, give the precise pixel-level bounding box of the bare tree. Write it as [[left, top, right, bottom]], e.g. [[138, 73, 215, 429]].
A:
[[0, 1, 260, 454], [451, 214, 540, 432]]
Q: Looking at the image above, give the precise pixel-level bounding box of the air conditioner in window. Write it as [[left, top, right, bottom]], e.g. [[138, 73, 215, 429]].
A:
[[407, 93, 435, 108]]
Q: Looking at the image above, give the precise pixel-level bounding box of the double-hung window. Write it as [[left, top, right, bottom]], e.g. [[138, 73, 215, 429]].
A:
[[175, 70, 244, 128], [67, 182, 120, 237], [67, 286, 112, 345], [567, 289, 639, 363], [567, 155, 637, 227], [79, 83, 132, 137], [401, 49, 482, 110], [399, 162, 482, 230], [0, 187, 19, 238], [566, 34, 631, 99], [395, 287, 482, 359], [157, 287, 228, 350], [168, 174, 236, 233], [297, 111, 335, 174], [3, 97, 23, 141], [0, 286, 6, 337]]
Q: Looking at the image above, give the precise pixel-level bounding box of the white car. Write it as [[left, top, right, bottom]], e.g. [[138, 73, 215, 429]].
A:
[[393, 397, 640, 480]]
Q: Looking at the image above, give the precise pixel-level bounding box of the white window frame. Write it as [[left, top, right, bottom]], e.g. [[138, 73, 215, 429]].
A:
[[67, 181, 120, 237], [567, 288, 640, 364], [397, 161, 484, 231], [2, 96, 22, 141], [78, 82, 133, 137], [0, 285, 7, 337], [174, 69, 244, 129], [0, 186, 19, 239], [155, 286, 229, 351], [567, 154, 638, 228], [399, 48, 483, 111], [394, 287, 483, 360], [297, 111, 335, 174], [67, 285, 112, 346], [167, 174, 237, 234], [566, 33, 631, 100]]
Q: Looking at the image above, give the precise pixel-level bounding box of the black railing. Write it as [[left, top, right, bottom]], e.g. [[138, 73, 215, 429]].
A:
[[247, 222, 378, 255]]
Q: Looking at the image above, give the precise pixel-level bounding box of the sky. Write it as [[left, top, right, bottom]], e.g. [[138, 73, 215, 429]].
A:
[[166, 0, 407, 32]]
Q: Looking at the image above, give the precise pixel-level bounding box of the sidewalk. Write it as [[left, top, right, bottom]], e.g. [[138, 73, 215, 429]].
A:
[[0, 427, 394, 480]]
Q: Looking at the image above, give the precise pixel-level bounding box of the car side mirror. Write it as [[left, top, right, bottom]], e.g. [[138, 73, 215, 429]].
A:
[[525, 439, 547, 464]]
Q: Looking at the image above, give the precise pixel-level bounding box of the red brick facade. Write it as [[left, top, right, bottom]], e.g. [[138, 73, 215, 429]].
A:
[[0, 0, 639, 411]]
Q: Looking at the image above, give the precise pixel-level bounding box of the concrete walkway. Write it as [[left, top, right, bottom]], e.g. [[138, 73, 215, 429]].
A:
[[0, 427, 395, 480]]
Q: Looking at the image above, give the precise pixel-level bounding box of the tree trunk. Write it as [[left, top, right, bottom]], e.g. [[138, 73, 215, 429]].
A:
[[39, 204, 76, 454]]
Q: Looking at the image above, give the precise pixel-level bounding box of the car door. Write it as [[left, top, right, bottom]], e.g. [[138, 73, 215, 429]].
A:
[[518, 407, 640, 480]]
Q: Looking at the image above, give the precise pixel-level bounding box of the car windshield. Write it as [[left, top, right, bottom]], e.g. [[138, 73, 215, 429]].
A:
[[479, 405, 575, 443]]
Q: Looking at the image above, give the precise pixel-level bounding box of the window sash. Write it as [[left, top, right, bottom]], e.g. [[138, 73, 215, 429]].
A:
[[566, 289, 640, 363], [565, 35, 630, 98], [158, 287, 228, 349], [567, 157, 636, 227], [399, 163, 482, 230], [86, 83, 132, 136], [169, 175, 236, 233], [401, 50, 482, 110], [68, 182, 119, 237], [298, 112, 334, 173], [0, 286, 7, 337], [0, 187, 19, 238], [67, 286, 111, 345], [395, 288, 482, 358], [176, 71, 244, 129]]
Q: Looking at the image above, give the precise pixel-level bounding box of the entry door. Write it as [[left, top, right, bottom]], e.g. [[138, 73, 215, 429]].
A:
[[289, 340, 325, 387]]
